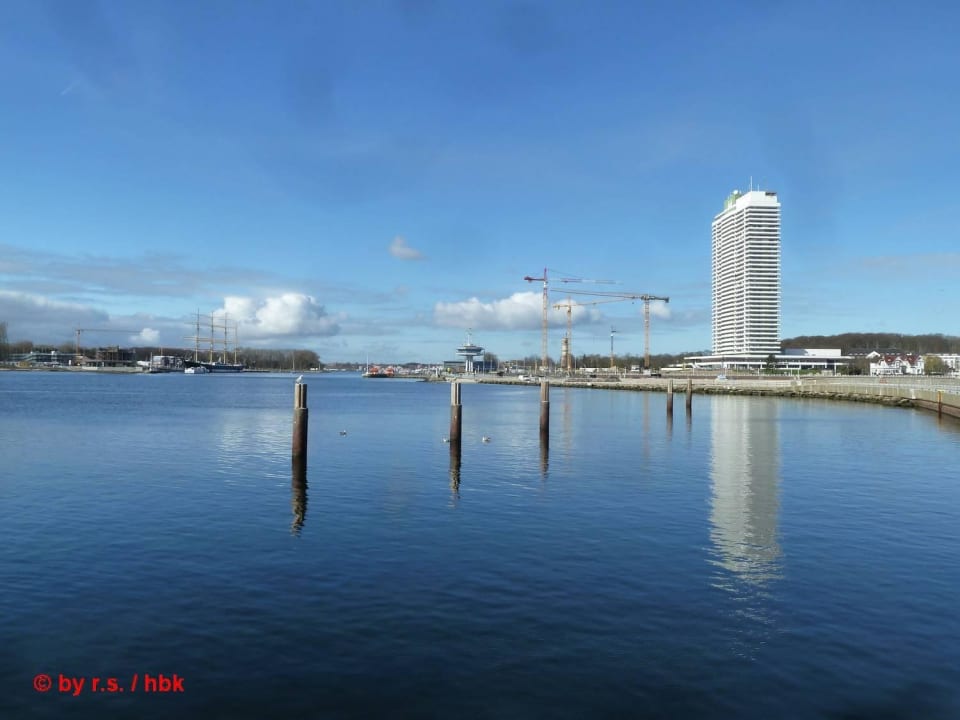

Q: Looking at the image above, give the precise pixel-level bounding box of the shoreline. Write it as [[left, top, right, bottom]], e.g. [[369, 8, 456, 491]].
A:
[[470, 375, 960, 420]]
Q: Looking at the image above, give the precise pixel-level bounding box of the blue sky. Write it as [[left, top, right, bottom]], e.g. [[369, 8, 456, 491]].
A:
[[1, 1, 957, 363]]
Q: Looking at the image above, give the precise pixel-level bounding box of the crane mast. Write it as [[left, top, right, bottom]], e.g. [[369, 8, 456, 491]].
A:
[[640, 295, 670, 370], [524, 270, 620, 375], [561, 289, 670, 371], [523, 268, 549, 373], [553, 295, 632, 373]]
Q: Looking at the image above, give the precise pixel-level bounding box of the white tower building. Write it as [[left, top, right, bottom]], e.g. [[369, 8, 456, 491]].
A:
[[711, 189, 781, 355]]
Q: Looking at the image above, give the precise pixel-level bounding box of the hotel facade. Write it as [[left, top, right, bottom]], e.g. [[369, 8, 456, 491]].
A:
[[685, 189, 848, 372], [712, 189, 781, 355]]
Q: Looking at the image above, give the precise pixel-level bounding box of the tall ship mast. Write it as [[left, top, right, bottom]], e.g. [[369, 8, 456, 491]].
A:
[[183, 310, 244, 372]]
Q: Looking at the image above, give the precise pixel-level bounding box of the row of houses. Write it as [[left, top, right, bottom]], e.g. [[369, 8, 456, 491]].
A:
[[866, 352, 960, 376]]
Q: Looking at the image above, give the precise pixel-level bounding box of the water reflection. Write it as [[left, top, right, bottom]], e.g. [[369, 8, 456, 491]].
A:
[[449, 443, 461, 498], [539, 439, 549, 478], [710, 396, 781, 579], [291, 458, 307, 535], [216, 409, 288, 466], [665, 399, 672, 440], [709, 396, 782, 653]]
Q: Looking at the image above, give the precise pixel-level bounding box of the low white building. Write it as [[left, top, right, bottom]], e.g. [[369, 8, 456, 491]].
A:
[[683, 348, 848, 372], [867, 352, 924, 376], [865, 353, 960, 376]]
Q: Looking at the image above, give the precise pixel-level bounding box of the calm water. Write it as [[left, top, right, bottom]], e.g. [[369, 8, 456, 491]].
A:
[[1, 371, 959, 719]]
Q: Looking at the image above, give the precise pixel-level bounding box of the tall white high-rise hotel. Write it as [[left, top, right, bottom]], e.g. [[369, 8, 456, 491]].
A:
[[711, 189, 781, 356]]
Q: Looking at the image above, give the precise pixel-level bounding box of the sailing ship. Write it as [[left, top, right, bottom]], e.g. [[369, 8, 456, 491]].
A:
[[184, 311, 245, 373]]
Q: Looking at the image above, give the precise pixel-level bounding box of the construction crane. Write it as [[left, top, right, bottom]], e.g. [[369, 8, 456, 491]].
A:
[[523, 268, 549, 373], [553, 296, 633, 373], [562, 290, 670, 370], [524, 269, 619, 374], [639, 295, 670, 370], [75, 328, 141, 357]]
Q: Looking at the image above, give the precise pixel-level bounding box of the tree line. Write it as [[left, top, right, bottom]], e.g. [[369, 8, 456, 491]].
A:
[[0, 326, 322, 371], [782, 332, 960, 354]]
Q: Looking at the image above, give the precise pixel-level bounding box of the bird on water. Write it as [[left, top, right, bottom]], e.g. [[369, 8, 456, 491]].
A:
[[339, 430, 348, 436], [482, 436, 491, 443]]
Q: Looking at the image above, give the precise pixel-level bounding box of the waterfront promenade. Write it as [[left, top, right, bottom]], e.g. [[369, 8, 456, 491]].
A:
[[474, 374, 960, 419]]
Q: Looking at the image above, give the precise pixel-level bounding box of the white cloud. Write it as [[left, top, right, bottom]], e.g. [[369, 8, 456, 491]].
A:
[[648, 299, 671, 319], [389, 235, 424, 261], [434, 291, 600, 330], [220, 293, 341, 341], [133, 328, 160, 344]]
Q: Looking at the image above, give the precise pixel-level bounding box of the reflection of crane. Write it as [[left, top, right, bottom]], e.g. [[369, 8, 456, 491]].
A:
[[563, 290, 670, 370], [524, 269, 619, 374], [553, 296, 632, 372], [75, 328, 140, 356]]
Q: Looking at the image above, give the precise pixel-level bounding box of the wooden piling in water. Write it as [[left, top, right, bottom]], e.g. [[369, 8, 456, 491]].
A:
[[666, 379, 674, 415], [540, 380, 550, 442], [292, 382, 308, 461], [450, 381, 462, 445], [938, 390, 943, 418], [686, 378, 693, 414]]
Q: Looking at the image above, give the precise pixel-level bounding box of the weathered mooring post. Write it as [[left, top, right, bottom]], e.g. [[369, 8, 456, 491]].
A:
[[666, 379, 674, 416], [686, 378, 693, 415], [540, 379, 550, 443], [450, 380, 462, 446], [293, 381, 308, 461]]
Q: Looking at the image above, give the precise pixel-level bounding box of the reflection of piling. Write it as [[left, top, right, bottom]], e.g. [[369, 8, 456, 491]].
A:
[[449, 443, 462, 495], [291, 456, 307, 535], [666, 379, 674, 416], [540, 380, 550, 443], [539, 439, 549, 476], [450, 381, 462, 446], [293, 382, 308, 461], [686, 378, 693, 414]]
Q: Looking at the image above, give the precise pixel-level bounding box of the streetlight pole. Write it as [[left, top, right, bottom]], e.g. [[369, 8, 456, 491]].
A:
[[610, 327, 618, 374]]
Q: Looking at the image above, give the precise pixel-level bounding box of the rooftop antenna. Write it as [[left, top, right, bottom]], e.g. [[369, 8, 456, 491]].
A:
[[750, 175, 753, 191]]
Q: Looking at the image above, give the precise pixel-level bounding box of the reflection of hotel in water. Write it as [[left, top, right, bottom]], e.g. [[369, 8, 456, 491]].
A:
[[709, 396, 781, 584]]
